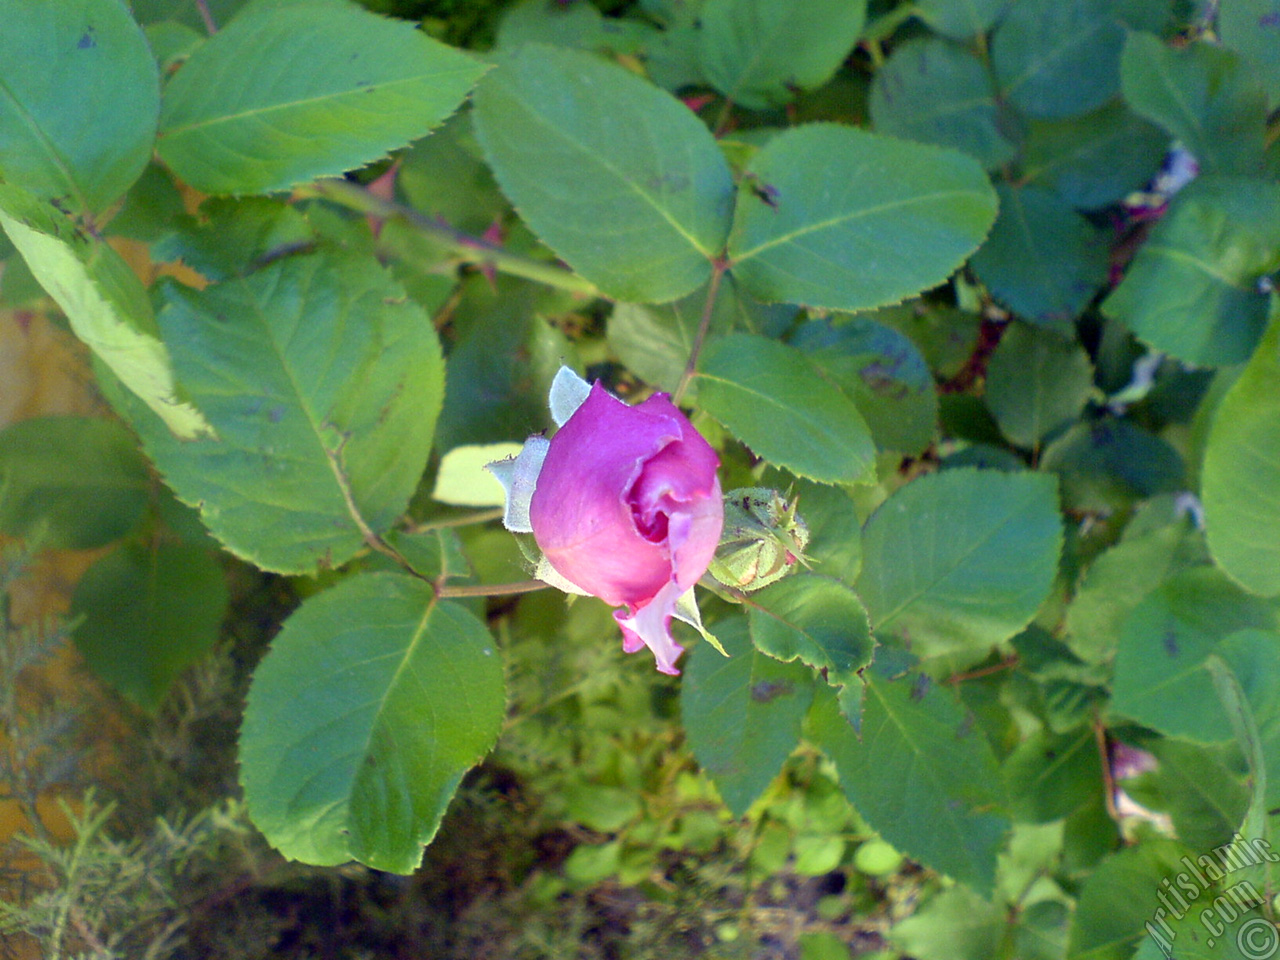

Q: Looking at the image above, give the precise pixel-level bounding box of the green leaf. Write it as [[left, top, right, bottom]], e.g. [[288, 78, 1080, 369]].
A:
[[71, 542, 228, 711], [695, 333, 876, 485], [728, 125, 997, 312], [0, 0, 159, 215], [857, 469, 1063, 660], [1120, 32, 1268, 176], [970, 184, 1110, 330], [869, 38, 1016, 171], [1020, 101, 1169, 210], [808, 675, 1010, 896], [1144, 738, 1250, 853], [791, 316, 938, 456], [983, 324, 1094, 449], [746, 574, 873, 688], [912, 0, 1007, 40], [1109, 567, 1278, 742], [1203, 320, 1280, 596], [990, 0, 1125, 119], [787, 478, 863, 583], [156, 0, 487, 195], [1218, 0, 1280, 107], [681, 617, 816, 817], [1067, 839, 1192, 960], [153, 197, 314, 282], [1064, 515, 1202, 663], [239, 573, 505, 873], [697, 0, 867, 110], [1003, 727, 1102, 824], [0, 416, 149, 550], [890, 885, 1005, 960], [1102, 177, 1280, 367], [1217, 628, 1280, 809], [472, 43, 733, 303], [1040, 419, 1184, 513], [0, 189, 212, 439], [112, 249, 444, 575]]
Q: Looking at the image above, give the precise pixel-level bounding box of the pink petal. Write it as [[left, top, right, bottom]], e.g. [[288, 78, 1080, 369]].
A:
[[614, 580, 687, 676]]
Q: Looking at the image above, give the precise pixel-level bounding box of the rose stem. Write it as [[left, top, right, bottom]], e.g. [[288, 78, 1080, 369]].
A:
[[436, 580, 549, 599], [406, 508, 505, 533], [301, 180, 600, 297], [672, 258, 729, 406]]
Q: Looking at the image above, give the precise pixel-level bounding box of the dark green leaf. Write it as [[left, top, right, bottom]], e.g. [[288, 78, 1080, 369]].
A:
[[870, 38, 1016, 171], [695, 333, 876, 485], [682, 618, 816, 817], [71, 542, 228, 711], [991, 0, 1125, 119], [1040, 419, 1183, 512], [0, 416, 148, 549], [698, 0, 867, 109], [157, 0, 487, 194], [1020, 101, 1169, 210], [1003, 727, 1102, 824], [1203, 319, 1280, 596], [809, 676, 1010, 896], [1067, 840, 1192, 960], [1109, 567, 1277, 742], [1145, 738, 1250, 852], [473, 43, 733, 302], [791, 316, 938, 456], [857, 469, 1063, 660], [1120, 32, 1268, 175], [970, 184, 1110, 329], [0, 0, 158, 215], [983, 324, 1094, 448], [153, 197, 314, 282], [239, 574, 505, 872], [728, 125, 997, 312], [913, 0, 1007, 40], [746, 574, 873, 688], [113, 249, 444, 574], [1102, 177, 1280, 366]]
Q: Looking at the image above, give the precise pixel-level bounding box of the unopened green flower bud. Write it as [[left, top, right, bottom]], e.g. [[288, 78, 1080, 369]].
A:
[[707, 487, 810, 591]]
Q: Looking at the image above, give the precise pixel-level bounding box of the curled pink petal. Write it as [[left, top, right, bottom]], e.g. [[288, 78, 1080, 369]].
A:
[[615, 580, 687, 676]]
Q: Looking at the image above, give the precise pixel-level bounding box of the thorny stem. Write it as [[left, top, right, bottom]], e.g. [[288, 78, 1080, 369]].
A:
[[302, 180, 600, 297], [712, 97, 736, 138], [671, 259, 729, 407]]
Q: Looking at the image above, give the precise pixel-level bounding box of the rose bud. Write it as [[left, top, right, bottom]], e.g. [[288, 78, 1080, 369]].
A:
[[489, 368, 724, 675]]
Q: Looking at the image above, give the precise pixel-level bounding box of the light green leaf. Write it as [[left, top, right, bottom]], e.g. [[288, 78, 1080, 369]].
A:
[[0, 416, 149, 550], [1068, 840, 1192, 960], [433, 443, 524, 508], [991, 0, 1125, 119], [110, 249, 444, 575], [728, 125, 997, 312], [809, 676, 1010, 896], [1020, 101, 1169, 210], [695, 333, 875, 485], [71, 542, 228, 711], [1120, 32, 1268, 175], [1109, 567, 1277, 742], [1064, 515, 1202, 663], [970, 184, 1110, 330], [681, 617, 816, 817], [239, 574, 505, 873], [1216, 628, 1280, 809], [1145, 737, 1250, 853], [746, 574, 873, 688], [869, 38, 1016, 171], [1203, 320, 1280, 596], [791, 316, 938, 456], [157, 0, 487, 195], [857, 469, 1062, 660], [983, 324, 1094, 449], [1218, 0, 1280, 107], [472, 43, 733, 303], [0, 188, 212, 439], [0, 0, 158, 215], [1102, 177, 1280, 367], [890, 885, 1005, 960], [697, 0, 867, 109]]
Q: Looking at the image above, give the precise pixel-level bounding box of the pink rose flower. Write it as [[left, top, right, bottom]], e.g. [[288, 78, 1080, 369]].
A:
[[490, 370, 723, 675]]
